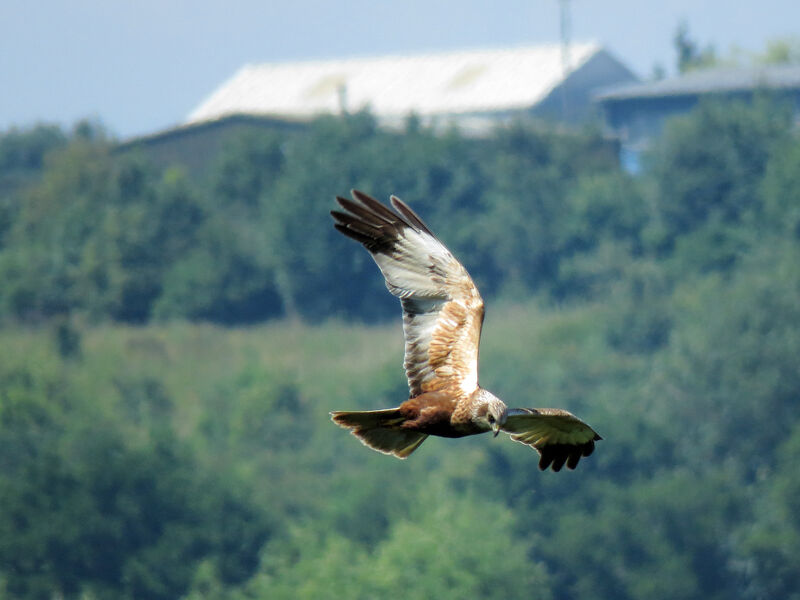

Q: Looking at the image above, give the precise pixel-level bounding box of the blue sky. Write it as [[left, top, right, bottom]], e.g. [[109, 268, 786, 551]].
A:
[[2, 0, 798, 138]]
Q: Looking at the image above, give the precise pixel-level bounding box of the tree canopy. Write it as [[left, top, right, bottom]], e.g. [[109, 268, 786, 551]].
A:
[[1, 96, 799, 598]]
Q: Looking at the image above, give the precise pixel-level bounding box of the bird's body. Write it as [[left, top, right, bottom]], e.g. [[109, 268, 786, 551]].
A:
[[390, 388, 498, 438], [331, 190, 601, 471]]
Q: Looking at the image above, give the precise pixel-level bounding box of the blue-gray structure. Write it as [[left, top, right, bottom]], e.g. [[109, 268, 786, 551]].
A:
[[116, 114, 305, 177], [595, 65, 800, 172], [119, 44, 638, 174]]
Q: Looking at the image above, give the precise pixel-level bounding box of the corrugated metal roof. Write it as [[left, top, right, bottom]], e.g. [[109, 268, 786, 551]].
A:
[[186, 43, 604, 124], [596, 64, 800, 101]]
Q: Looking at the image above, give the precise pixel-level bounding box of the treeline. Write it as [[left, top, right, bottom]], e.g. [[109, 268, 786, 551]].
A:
[[1, 98, 796, 328], [1, 97, 800, 599], [1, 112, 624, 324]]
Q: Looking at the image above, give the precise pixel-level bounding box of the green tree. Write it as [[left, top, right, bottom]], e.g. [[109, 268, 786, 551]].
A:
[[734, 424, 800, 599], [233, 483, 551, 600], [473, 122, 619, 296], [539, 471, 743, 600], [757, 36, 800, 65], [658, 244, 800, 476], [367, 486, 552, 600], [0, 123, 67, 198], [647, 97, 792, 261], [760, 135, 800, 238], [0, 141, 205, 322], [673, 20, 718, 73], [0, 357, 270, 599]]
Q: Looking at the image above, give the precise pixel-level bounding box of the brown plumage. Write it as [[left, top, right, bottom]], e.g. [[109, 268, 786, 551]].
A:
[[331, 190, 601, 471]]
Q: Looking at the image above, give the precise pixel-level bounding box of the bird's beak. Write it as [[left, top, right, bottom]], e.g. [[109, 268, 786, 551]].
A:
[[492, 423, 500, 438]]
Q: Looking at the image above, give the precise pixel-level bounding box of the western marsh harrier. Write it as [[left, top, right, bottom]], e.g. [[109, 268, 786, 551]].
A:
[[331, 191, 601, 471]]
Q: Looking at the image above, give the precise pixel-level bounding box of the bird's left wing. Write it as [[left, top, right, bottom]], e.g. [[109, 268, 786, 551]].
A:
[[332, 190, 484, 398], [501, 408, 602, 471]]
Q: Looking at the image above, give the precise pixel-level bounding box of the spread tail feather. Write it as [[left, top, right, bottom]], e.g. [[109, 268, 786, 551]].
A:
[[331, 408, 427, 459]]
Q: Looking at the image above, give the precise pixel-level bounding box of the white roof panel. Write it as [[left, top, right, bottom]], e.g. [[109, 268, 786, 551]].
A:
[[187, 43, 603, 124]]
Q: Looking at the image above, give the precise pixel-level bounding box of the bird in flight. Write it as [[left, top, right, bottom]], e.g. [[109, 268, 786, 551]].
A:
[[330, 190, 601, 471]]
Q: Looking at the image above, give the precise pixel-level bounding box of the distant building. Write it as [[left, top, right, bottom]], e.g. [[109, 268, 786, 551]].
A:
[[120, 43, 637, 174], [116, 114, 304, 177], [595, 64, 800, 172], [186, 43, 638, 133]]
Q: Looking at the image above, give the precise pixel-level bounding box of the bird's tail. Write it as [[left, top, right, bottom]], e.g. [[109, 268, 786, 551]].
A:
[[331, 408, 428, 459]]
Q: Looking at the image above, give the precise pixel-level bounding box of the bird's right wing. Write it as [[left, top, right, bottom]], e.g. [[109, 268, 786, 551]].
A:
[[501, 408, 601, 471]]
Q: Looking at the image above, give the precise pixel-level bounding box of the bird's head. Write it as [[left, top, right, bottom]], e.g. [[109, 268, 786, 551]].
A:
[[474, 390, 507, 437]]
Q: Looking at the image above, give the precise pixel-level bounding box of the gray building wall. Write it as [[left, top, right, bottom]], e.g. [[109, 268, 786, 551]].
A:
[[598, 87, 800, 172], [534, 50, 639, 123], [116, 115, 304, 177]]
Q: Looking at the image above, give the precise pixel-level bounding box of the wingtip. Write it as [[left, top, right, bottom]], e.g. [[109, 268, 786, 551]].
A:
[[389, 194, 432, 234], [350, 189, 374, 204]]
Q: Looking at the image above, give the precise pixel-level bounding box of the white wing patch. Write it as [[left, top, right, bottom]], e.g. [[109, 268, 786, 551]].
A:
[[401, 303, 445, 393], [371, 227, 456, 301], [461, 357, 478, 394]]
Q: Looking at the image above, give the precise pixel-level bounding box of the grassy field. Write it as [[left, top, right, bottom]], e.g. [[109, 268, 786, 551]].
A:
[[3, 289, 798, 599]]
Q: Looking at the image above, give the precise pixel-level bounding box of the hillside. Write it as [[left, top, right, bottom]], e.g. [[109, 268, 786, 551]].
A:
[[1, 97, 800, 598]]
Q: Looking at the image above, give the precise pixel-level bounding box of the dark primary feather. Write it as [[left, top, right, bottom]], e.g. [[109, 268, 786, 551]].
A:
[[537, 440, 596, 472], [352, 189, 411, 229], [332, 191, 412, 254], [336, 196, 387, 227], [389, 195, 434, 235]]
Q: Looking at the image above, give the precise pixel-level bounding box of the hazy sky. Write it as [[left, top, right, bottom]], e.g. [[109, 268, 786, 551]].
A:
[[2, 1, 798, 138]]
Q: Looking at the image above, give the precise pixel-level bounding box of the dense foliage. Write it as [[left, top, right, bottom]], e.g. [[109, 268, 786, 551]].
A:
[[0, 113, 625, 324], [1, 96, 799, 598]]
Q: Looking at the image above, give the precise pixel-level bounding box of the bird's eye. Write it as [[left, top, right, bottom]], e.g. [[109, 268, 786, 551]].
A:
[[487, 414, 495, 424]]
